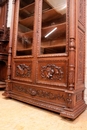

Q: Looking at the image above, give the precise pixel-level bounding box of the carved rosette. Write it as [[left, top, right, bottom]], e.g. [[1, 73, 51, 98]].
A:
[[41, 64, 63, 80], [16, 64, 31, 78]]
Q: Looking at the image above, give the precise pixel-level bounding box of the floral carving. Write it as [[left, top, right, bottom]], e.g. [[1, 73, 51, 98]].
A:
[[16, 64, 31, 78], [13, 85, 67, 102], [41, 64, 63, 80]]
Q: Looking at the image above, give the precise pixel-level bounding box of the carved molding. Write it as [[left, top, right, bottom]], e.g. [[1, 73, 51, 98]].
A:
[[41, 64, 63, 80], [16, 64, 31, 78]]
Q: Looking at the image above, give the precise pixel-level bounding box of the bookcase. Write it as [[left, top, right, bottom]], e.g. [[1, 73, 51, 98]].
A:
[[3, 0, 86, 119]]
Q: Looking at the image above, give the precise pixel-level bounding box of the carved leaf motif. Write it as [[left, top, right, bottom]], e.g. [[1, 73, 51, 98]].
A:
[[16, 64, 31, 78], [41, 64, 63, 80], [14, 85, 67, 102]]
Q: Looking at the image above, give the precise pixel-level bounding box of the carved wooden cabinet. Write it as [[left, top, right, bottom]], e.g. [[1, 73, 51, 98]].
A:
[[0, 0, 9, 88], [3, 0, 86, 119]]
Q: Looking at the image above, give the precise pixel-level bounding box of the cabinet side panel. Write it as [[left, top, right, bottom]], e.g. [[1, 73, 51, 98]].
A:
[[76, 0, 85, 87]]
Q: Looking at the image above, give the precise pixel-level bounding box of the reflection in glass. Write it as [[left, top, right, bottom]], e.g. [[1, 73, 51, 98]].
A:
[[16, 0, 35, 56], [41, 0, 67, 54]]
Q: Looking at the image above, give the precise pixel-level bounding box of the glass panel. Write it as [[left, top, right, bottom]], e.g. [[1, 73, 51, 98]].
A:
[[41, 0, 67, 54], [16, 0, 35, 56]]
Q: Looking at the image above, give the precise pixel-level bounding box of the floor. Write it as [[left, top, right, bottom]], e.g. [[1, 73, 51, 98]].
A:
[[0, 90, 87, 130]]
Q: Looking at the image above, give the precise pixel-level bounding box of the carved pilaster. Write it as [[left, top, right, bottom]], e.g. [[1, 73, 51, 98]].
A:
[[68, 0, 76, 90], [7, 0, 15, 79], [7, 47, 12, 80]]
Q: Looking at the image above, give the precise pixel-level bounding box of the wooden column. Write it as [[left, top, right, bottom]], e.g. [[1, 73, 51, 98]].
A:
[[68, 0, 76, 90], [3, 0, 15, 96]]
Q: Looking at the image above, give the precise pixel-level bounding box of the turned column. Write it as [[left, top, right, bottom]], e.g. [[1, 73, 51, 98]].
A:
[[68, 0, 76, 91]]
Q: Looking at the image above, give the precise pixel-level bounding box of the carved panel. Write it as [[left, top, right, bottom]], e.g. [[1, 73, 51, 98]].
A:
[[41, 64, 63, 80], [36, 60, 68, 87], [77, 30, 85, 82], [78, 0, 85, 26], [76, 92, 82, 102], [16, 64, 31, 78], [13, 60, 32, 81]]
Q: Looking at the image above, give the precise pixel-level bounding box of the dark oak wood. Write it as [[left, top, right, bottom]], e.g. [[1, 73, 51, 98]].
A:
[[0, 0, 9, 88], [3, 0, 86, 119]]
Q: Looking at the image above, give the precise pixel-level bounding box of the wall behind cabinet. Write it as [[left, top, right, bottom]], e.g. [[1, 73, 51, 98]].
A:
[[7, 0, 87, 104]]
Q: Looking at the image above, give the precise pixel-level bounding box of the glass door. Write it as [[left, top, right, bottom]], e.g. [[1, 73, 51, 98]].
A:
[[16, 0, 35, 56], [40, 0, 67, 55]]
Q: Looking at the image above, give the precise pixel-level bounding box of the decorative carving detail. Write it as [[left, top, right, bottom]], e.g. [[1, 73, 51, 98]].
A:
[[77, 31, 84, 82], [76, 93, 82, 102], [79, 0, 85, 25], [37, 0, 42, 55], [16, 64, 31, 78], [66, 93, 72, 108], [8, 47, 12, 80], [69, 38, 75, 50], [66, 94, 72, 104], [41, 64, 63, 80], [13, 85, 68, 102], [0, 28, 9, 41], [4, 28, 10, 41]]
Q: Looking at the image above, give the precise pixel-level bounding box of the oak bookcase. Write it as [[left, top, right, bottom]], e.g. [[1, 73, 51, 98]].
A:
[[3, 0, 86, 119]]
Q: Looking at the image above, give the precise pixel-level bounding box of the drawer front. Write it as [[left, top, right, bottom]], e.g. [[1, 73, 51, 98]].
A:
[[12, 82, 68, 106]]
